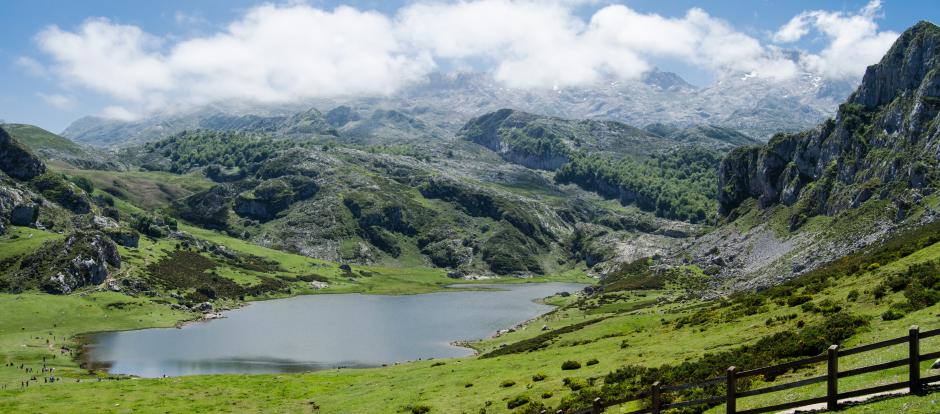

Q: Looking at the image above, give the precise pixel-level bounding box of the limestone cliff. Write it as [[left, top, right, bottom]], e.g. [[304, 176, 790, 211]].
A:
[[719, 22, 940, 223]]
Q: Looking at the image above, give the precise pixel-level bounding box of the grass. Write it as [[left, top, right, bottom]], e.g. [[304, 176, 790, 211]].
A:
[[57, 168, 214, 210], [0, 292, 189, 389], [0, 262, 936, 413], [1, 215, 938, 413], [0, 226, 62, 262], [2, 124, 86, 157], [2, 176, 939, 413]]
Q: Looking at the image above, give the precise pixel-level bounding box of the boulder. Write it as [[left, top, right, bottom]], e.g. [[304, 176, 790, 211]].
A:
[[92, 215, 119, 230], [10, 203, 38, 226], [193, 302, 214, 313]]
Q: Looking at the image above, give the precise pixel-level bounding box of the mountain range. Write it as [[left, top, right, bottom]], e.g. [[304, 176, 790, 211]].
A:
[[61, 65, 854, 149]]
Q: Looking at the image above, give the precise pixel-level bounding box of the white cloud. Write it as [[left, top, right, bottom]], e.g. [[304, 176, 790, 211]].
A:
[[773, 0, 898, 79], [167, 5, 432, 105], [15, 56, 46, 76], [101, 105, 140, 121], [36, 18, 173, 101], [32, 1, 900, 119], [37, 92, 75, 109]]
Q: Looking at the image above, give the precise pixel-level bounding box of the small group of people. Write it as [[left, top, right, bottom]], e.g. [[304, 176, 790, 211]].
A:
[[5, 358, 65, 389]]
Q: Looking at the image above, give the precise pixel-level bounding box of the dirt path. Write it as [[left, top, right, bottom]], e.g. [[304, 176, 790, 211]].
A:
[[780, 380, 940, 413]]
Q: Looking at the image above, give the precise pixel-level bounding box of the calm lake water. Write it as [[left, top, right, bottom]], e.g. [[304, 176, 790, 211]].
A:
[[85, 282, 586, 377]]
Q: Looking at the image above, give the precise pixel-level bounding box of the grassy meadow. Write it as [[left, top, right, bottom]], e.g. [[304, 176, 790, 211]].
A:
[[1, 226, 940, 413]]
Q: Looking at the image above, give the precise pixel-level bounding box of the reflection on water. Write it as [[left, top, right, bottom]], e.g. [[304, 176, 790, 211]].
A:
[[86, 282, 586, 377]]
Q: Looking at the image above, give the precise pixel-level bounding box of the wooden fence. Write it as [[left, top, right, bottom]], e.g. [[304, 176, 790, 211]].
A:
[[546, 325, 940, 414]]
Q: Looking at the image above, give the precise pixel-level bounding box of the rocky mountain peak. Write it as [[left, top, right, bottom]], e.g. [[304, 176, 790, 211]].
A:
[[851, 20, 940, 109], [717, 21, 940, 219], [641, 69, 696, 91]]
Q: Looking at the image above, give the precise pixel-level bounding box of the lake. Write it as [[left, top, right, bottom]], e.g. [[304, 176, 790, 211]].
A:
[[84, 282, 586, 377]]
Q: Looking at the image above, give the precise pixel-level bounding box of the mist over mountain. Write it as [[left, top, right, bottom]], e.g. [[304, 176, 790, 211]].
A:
[[61, 68, 854, 148]]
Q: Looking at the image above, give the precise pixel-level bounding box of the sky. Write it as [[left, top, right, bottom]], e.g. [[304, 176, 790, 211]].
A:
[[1, 0, 937, 133]]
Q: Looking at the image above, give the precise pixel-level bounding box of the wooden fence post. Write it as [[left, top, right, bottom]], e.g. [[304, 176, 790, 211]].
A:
[[591, 397, 603, 414], [910, 325, 922, 396], [827, 345, 839, 411], [651, 381, 662, 414], [726, 366, 737, 414]]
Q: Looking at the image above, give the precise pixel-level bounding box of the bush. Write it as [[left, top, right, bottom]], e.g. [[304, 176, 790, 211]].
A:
[[847, 290, 860, 302], [410, 404, 431, 414], [69, 175, 95, 193], [881, 309, 905, 321], [541, 391, 553, 399], [512, 401, 546, 414], [531, 373, 547, 382], [500, 380, 516, 388], [561, 360, 581, 370], [563, 377, 588, 391], [507, 395, 530, 409], [586, 358, 599, 366], [800, 301, 819, 313], [787, 295, 812, 307]]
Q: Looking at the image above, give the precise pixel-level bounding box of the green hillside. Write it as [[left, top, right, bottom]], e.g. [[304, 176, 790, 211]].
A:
[[2, 123, 87, 158]]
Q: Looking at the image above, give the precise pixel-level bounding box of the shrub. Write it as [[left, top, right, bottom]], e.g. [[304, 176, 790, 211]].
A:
[[531, 373, 547, 382], [881, 309, 905, 321], [500, 380, 516, 388], [847, 290, 860, 302], [410, 404, 431, 414], [507, 395, 530, 409], [563, 377, 588, 391], [787, 295, 812, 307], [561, 360, 581, 370], [70, 175, 95, 193], [541, 391, 553, 399], [586, 358, 599, 366]]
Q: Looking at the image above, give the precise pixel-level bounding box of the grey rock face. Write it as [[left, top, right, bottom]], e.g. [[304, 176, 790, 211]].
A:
[[718, 22, 940, 218], [0, 128, 45, 180], [35, 231, 122, 294]]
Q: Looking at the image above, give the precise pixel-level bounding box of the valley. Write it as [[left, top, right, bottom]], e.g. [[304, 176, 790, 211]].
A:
[[0, 9, 939, 414]]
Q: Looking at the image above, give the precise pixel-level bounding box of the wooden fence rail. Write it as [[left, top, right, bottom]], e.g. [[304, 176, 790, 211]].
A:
[[541, 325, 939, 414]]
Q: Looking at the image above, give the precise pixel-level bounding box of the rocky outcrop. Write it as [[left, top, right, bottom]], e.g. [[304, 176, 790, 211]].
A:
[[172, 184, 241, 229], [459, 109, 572, 171], [10, 204, 39, 226], [233, 177, 317, 222], [0, 181, 41, 227], [14, 231, 121, 294], [0, 127, 45, 180], [718, 22, 940, 218], [104, 228, 140, 248]]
